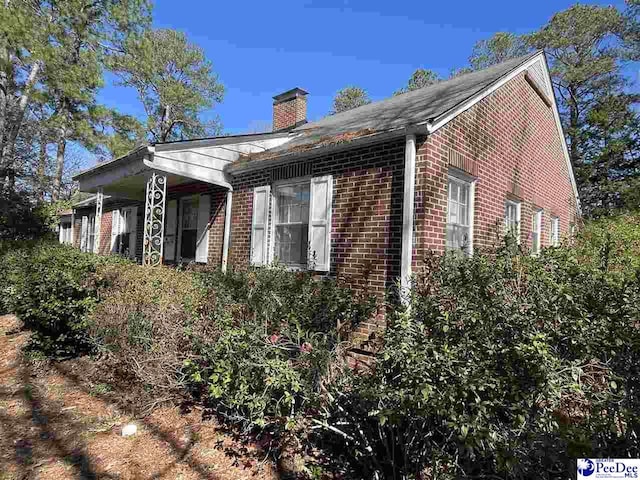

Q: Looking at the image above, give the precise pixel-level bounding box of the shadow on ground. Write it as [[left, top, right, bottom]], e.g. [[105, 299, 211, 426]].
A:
[[0, 314, 277, 480]]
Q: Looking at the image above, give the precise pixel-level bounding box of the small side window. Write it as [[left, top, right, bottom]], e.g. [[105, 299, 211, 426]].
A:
[[504, 200, 521, 243], [446, 173, 474, 255], [551, 217, 560, 247], [531, 209, 543, 255]]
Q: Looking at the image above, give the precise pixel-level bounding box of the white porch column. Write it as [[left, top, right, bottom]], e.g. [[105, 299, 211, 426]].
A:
[[142, 172, 167, 266], [70, 209, 75, 246], [93, 188, 103, 254], [221, 190, 233, 272]]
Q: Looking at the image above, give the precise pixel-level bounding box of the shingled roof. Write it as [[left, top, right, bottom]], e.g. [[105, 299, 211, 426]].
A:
[[230, 51, 542, 170]]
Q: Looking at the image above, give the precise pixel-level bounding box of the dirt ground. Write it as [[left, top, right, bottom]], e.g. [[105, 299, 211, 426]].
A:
[[0, 314, 279, 480]]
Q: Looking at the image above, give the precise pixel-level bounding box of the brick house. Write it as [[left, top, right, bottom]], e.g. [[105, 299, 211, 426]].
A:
[[66, 51, 580, 300]]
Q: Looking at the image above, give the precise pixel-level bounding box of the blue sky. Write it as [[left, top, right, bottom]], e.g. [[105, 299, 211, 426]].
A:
[[97, 0, 630, 136]]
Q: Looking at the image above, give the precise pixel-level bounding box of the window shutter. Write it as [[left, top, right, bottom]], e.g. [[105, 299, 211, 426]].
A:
[[196, 194, 210, 263], [80, 216, 88, 252], [110, 210, 121, 253], [129, 207, 138, 260], [164, 200, 178, 261], [251, 185, 270, 265], [308, 175, 333, 272]]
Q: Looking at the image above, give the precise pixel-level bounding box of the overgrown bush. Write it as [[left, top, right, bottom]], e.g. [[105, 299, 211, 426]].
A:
[[574, 213, 640, 278], [0, 240, 127, 356], [87, 263, 206, 406], [184, 266, 376, 432], [316, 244, 640, 479]]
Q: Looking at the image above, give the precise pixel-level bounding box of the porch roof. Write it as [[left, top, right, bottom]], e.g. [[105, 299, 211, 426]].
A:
[[72, 132, 292, 198]]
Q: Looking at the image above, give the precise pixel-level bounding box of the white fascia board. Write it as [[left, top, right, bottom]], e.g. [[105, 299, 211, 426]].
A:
[[426, 51, 581, 216], [427, 53, 545, 134], [76, 155, 148, 192], [540, 58, 582, 216]]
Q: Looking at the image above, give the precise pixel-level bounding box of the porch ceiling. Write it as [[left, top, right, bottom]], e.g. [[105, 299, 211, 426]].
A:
[[74, 133, 292, 197]]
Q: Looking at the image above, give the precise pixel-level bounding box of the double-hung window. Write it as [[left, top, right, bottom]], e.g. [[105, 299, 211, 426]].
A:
[[531, 209, 543, 255], [504, 200, 521, 243], [551, 217, 560, 246], [251, 175, 333, 271], [274, 182, 310, 267], [446, 173, 474, 254]]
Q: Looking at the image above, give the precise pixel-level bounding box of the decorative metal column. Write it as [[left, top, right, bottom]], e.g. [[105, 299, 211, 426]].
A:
[[142, 172, 167, 266], [93, 188, 103, 254]]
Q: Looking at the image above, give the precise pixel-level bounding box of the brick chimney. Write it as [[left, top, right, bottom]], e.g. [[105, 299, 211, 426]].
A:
[[272, 87, 308, 131]]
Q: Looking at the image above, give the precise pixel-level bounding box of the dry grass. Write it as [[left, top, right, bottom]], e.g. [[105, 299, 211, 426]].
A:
[[0, 314, 278, 479]]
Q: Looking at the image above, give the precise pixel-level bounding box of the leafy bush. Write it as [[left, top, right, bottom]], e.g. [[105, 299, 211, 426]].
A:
[[0, 240, 127, 356], [184, 266, 376, 431], [316, 244, 640, 479], [574, 213, 640, 278]]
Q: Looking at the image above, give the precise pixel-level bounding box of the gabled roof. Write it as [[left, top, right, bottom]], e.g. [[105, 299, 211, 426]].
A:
[[230, 51, 542, 168], [297, 52, 538, 137]]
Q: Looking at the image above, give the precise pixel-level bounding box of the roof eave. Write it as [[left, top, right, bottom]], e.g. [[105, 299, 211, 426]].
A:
[[227, 125, 428, 175], [72, 145, 150, 181]]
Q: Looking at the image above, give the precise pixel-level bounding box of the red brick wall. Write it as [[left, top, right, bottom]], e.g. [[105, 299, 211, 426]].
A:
[[98, 211, 113, 255], [414, 71, 579, 263], [229, 139, 405, 298], [207, 190, 227, 266]]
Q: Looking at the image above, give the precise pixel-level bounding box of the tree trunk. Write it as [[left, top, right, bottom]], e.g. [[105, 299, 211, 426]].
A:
[[38, 137, 48, 201], [568, 86, 581, 168], [52, 131, 66, 202]]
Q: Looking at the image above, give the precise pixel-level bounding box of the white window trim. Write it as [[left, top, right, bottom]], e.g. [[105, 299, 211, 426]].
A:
[[504, 199, 522, 244], [551, 216, 560, 247], [532, 209, 543, 256], [269, 177, 312, 270], [445, 167, 477, 257], [447, 169, 476, 256]]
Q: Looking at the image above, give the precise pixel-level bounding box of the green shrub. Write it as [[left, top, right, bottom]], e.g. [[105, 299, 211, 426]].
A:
[[316, 245, 640, 479], [574, 213, 640, 279], [1, 240, 127, 357], [184, 266, 376, 431]]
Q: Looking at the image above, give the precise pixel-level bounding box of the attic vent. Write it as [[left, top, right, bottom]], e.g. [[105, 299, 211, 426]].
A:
[[525, 59, 553, 106], [270, 161, 312, 182], [447, 148, 477, 176]]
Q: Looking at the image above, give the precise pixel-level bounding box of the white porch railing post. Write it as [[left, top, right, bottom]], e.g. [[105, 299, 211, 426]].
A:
[[143, 172, 167, 266], [93, 188, 103, 254], [70, 209, 76, 246]]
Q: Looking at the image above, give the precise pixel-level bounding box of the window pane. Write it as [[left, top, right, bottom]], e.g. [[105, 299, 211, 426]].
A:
[[459, 185, 468, 207], [275, 183, 311, 265], [182, 199, 198, 230], [276, 225, 308, 265]]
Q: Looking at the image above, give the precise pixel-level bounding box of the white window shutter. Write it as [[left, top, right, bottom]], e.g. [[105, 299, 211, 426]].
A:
[[80, 216, 88, 252], [196, 194, 210, 263], [251, 185, 270, 265], [110, 210, 121, 253], [129, 207, 138, 259], [308, 175, 333, 272], [164, 200, 178, 261]]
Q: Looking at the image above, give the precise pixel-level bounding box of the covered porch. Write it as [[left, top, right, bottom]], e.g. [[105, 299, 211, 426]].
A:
[[72, 133, 291, 268]]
